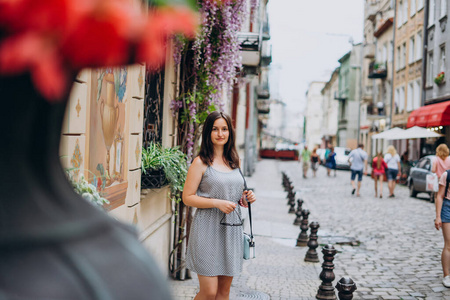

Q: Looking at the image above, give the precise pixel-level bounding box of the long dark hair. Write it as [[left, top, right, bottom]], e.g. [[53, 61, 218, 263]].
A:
[[198, 111, 240, 169]]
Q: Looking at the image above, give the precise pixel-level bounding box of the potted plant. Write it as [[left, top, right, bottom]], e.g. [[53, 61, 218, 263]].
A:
[[141, 143, 188, 197], [435, 72, 445, 85]]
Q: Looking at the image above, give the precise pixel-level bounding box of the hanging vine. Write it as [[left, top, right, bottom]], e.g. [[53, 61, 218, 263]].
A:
[[171, 0, 259, 162]]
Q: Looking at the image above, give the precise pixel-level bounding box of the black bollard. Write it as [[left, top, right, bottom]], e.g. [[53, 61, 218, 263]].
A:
[[316, 244, 337, 300], [288, 193, 296, 214], [287, 189, 295, 206], [296, 209, 310, 247], [305, 222, 320, 262], [293, 199, 304, 225], [335, 277, 357, 300]]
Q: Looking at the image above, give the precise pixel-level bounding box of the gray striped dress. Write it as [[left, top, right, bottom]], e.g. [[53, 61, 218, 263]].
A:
[[186, 166, 245, 276]]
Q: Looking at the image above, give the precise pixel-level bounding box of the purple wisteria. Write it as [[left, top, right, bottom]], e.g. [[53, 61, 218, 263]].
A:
[[171, 0, 258, 161]]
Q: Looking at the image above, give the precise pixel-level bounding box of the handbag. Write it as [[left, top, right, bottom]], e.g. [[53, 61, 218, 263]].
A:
[[426, 173, 439, 192], [238, 168, 255, 260]]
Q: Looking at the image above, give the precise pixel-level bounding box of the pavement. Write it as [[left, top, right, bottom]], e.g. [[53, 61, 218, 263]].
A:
[[169, 159, 450, 299]]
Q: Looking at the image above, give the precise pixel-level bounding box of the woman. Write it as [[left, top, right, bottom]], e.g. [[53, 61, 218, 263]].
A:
[[325, 147, 336, 177], [384, 146, 401, 198], [434, 168, 450, 288], [372, 152, 387, 198], [183, 111, 257, 300], [310, 147, 321, 177], [432, 144, 450, 202]]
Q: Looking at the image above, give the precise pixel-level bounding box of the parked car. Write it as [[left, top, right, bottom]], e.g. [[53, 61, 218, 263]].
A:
[[334, 147, 351, 170], [407, 155, 435, 201]]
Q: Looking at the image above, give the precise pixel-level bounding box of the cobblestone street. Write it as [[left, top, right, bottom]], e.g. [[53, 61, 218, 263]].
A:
[[170, 159, 449, 299]]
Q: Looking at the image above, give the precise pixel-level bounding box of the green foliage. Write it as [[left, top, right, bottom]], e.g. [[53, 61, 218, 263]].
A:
[[65, 169, 110, 208], [147, 0, 198, 10], [142, 143, 188, 202]]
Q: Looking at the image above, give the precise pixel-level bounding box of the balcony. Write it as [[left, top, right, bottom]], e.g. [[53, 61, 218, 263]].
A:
[[334, 91, 347, 101], [260, 42, 272, 67], [238, 32, 261, 67], [256, 84, 270, 99], [257, 99, 270, 114], [367, 103, 386, 120], [368, 61, 387, 79], [363, 43, 375, 59]]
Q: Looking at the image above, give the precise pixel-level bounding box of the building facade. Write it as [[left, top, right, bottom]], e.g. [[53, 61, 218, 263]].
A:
[[336, 44, 362, 149], [321, 68, 340, 148], [305, 81, 326, 149], [392, 0, 424, 159]]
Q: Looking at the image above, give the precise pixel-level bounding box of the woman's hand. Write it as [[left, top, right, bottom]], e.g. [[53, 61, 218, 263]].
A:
[[243, 190, 256, 204], [214, 199, 237, 214], [435, 217, 442, 230]]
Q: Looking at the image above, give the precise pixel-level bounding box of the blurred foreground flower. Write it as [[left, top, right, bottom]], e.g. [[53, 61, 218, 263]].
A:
[[0, 0, 198, 101]]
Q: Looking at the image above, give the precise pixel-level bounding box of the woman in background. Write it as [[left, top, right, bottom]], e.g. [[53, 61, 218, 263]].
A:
[[384, 146, 401, 198], [372, 152, 387, 198], [310, 147, 321, 177]]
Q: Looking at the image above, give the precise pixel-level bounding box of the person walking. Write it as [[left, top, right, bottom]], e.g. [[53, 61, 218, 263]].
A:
[[384, 145, 401, 198], [434, 165, 450, 288], [348, 143, 368, 197], [372, 152, 388, 198], [310, 147, 321, 177], [300, 145, 311, 178], [325, 146, 336, 177], [432, 144, 450, 202], [183, 111, 257, 300]]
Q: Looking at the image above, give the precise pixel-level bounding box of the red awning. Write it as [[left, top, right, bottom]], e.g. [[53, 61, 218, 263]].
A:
[[407, 101, 450, 128]]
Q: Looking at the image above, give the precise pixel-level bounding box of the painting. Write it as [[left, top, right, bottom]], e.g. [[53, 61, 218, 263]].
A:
[[88, 67, 128, 209]]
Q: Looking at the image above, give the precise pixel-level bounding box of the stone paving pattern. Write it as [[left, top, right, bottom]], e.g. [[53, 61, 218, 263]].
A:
[[169, 159, 450, 299]]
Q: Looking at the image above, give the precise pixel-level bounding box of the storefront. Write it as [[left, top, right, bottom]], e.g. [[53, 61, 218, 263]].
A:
[[406, 101, 450, 158]]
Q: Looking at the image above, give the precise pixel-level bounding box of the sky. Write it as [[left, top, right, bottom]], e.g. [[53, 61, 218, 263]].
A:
[[267, 0, 364, 113]]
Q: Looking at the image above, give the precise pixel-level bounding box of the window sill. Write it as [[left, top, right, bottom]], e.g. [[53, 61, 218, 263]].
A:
[[428, 23, 436, 30], [439, 15, 447, 22], [425, 84, 434, 90]]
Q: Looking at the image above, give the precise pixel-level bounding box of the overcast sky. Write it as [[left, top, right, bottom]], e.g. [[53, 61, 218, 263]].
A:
[[267, 0, 364, 113]]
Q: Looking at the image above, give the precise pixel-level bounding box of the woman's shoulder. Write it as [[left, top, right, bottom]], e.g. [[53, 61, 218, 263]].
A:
[[191, 156, 208, 171]]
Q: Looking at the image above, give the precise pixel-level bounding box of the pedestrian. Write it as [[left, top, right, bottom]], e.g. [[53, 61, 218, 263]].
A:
[[348, 143, 368, 197], [310, 147, 321, 177], [384, 145, 401, 198], [300, 145, 311, 178], [434, 163, 450, 288], [372, 152, 388, 198], [432, 144, 450, 202], [325, 146, 336, 177], [183, 111, 257, 300]]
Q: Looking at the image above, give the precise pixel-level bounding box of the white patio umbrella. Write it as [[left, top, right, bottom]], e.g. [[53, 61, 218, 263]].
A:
[[401, 126, 443, 139], [371, 127, 406, 140]]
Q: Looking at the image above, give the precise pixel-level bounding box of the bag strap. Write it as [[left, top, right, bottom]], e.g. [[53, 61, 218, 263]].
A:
[[446, 170, 450, 200], [238, 168, 253, 240]]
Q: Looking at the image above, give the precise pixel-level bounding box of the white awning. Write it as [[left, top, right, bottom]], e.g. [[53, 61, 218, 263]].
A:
[[371, 127, 406, 140]]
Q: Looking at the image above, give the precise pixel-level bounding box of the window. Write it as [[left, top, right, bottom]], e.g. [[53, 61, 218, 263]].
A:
[[409, 36, 415, 64], [399, 86, 405, 113], [428, 51, 434, 85], [407, 82, 414, 112], [441, 0, 447, 18], [395, 88, 400, 114], [411, 0, 416, 16], [402, 42, 407, 68], [440, 45, 446, 72], [416, 31, 422, 60], [389, 41, 393, 62], [418, 0, 424, 10], [398, 1, 403, 27], [429, 0, 436, 26], [414, 79, 421, 109], [397, 46, 401, 70], [383, 43, 387, 63], [404, 0, 408, 24]]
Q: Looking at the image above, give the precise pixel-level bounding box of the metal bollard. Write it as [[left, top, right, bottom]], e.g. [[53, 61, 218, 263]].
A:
[[287, 189, 295, 206], [316, 244, 337, 300], [288, 193, 296, 214], [293, 199, 304, 225], [335, 277, 357, 300], [304, 222, 320, 262], [296, 209, 310, 247]]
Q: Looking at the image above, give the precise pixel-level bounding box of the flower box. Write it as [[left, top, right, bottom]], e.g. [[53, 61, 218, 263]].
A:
[[434, 72, 445, 85], [141, 167, 168, 189]]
